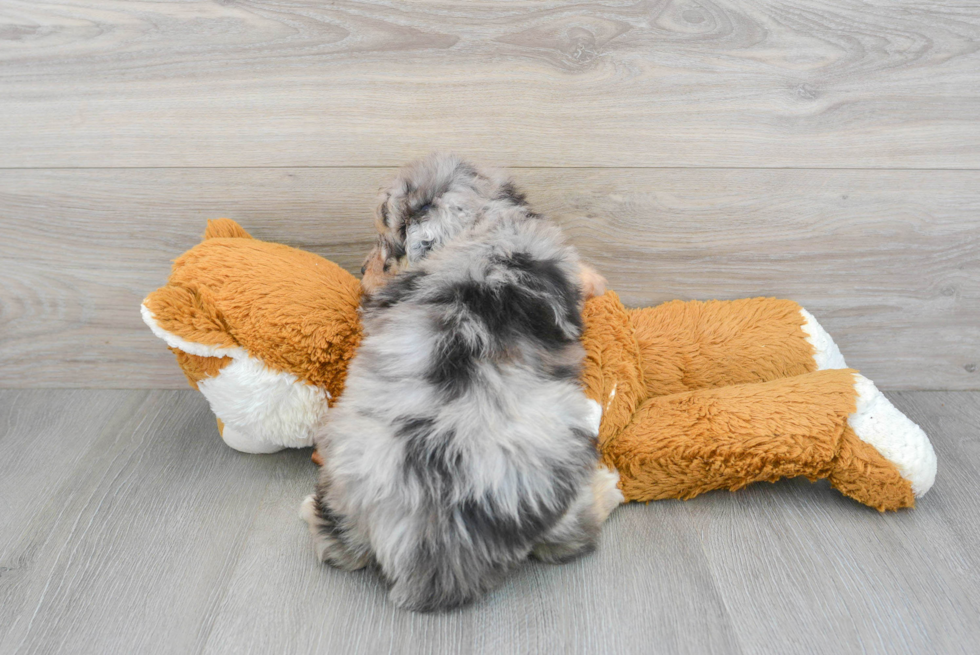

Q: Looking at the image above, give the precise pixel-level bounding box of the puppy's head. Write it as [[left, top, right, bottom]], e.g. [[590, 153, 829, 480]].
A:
[[360, 153, 526, 292]]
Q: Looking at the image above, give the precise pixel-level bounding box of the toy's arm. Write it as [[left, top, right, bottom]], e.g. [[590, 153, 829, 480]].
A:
[[581, 294, 838, 449], [629, 297, 842, 398]]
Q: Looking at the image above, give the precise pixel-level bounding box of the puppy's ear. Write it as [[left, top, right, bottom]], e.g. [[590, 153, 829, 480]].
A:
[[375, 191, 392, 231]]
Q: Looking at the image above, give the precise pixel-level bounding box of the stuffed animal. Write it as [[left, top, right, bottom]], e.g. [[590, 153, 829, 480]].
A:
[[142, 219, 937, 511]]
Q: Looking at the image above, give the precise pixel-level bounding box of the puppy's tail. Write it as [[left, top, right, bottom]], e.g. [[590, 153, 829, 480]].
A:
[[387, 496, 566, 612], [388, 543, 511, 612]]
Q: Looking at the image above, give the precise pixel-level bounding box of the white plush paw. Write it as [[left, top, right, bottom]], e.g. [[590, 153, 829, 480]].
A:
[[849, 375, 938, 497], [800, 308, 847, 370], [220, 424, 287, 454], [592, 465, 625, 521]]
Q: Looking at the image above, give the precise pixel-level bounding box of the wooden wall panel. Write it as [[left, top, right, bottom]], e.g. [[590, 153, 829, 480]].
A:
[[2, 167, 977, 389], [1, 0, 978, 168]]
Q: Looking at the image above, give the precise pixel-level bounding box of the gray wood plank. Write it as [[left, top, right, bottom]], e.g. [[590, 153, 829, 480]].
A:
[[198, 455, 741, 655], [0, 390, 978, 654], [691, 391, 980, 655], [0, 389, 138, 563], [1, 1, 978, 168], [0, 390, 278, 655], [2, 167, 978, 390], [890, 391, 980, 572]]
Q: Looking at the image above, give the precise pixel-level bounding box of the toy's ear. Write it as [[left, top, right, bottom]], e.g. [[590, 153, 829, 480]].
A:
[[204, 218, 252, 240], [141, 284, 240, 357]]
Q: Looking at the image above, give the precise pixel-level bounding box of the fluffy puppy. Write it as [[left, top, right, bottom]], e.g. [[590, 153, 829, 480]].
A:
[[302, 154, 622, 612]]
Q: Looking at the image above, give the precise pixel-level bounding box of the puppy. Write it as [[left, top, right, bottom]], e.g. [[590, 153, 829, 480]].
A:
[[302, 154, 622, 611]]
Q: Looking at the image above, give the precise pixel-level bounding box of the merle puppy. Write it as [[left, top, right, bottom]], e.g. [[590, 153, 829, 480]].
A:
[[301, 154, 622, 611]]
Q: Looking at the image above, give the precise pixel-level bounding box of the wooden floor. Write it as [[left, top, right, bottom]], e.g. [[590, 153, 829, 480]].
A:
[[0, 389, 976, 655], [2, 1, 980, 653]]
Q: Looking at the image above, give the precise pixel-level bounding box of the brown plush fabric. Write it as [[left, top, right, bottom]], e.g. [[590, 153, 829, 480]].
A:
[[145, 219, 363, 404], [580, 292, 646, 453], [830, 426, 915, 511], [603, 369, 856, 502], [585, 295, 915, 510], [146, 219, 915, 510], [171, 349, 233, 390], [630, 298, 816, 397], [602, 368, 911, 509]]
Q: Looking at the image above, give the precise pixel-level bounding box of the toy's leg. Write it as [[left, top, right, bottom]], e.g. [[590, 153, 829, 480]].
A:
[[629, 298, 844, 398], [602, 369, 935, 511], [835, 375, 937, 500]]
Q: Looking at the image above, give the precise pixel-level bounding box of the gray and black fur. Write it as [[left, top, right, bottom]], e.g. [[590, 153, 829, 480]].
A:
[[303, 154, 620, 612]]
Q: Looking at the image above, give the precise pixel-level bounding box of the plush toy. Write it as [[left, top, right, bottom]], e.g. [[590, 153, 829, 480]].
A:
[[142, 219, 937, 511]]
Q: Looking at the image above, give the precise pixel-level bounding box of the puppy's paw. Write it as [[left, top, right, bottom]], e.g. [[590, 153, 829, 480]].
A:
[[591, 465, 624, 523], [531, 538, 597, 565], [579, 264, 607, 300], [299, 494, 318, 523], [301, 494, 371, 570]]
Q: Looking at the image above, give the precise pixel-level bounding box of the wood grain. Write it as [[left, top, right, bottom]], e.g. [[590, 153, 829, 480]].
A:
[[199, 466, 742, 655], [1, 389, 977, 654], [0, 390, 279, 655], [1, 0, 976, 651], [1, 0, 979, 168], [890, 391, 980, 574], [691, 397, 980, 654], [0, 389, 137, 560], [2, 167, 978, 390]]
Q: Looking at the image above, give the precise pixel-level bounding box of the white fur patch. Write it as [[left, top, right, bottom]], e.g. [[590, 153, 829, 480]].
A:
[[143, 300, 329, 453], [140, 302, 246, 359], [585, 398, 603, 437], [848, 374, 937, 497], [198, 355, 329, 453], [800, 308, 847, 370]]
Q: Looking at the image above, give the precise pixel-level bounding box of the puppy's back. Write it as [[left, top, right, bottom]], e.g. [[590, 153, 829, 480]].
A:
[[335, 216, 600, 610]]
